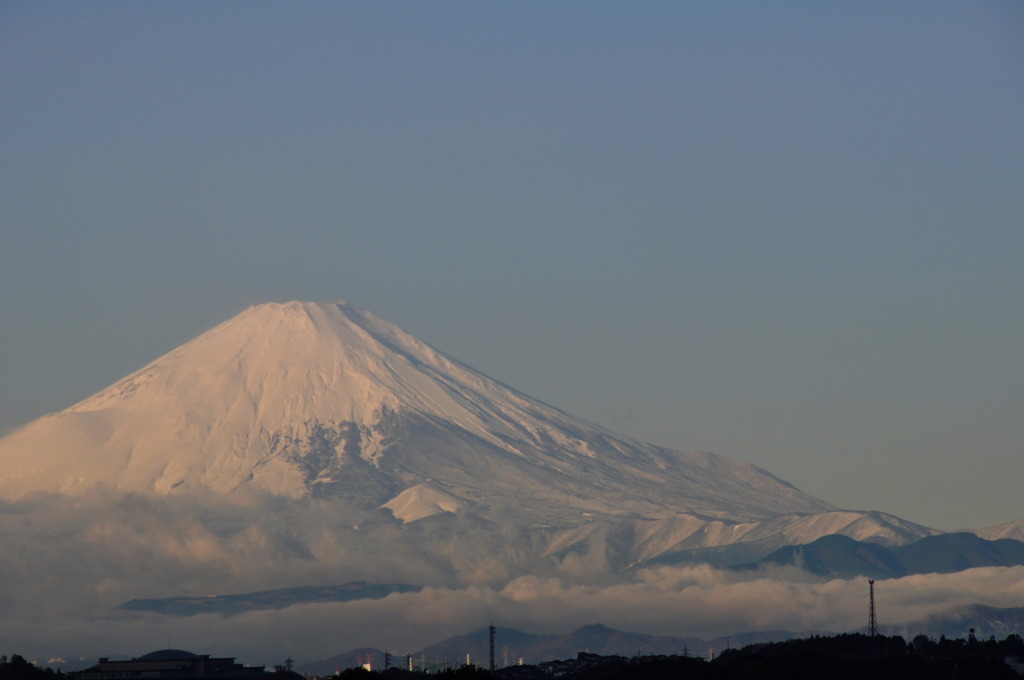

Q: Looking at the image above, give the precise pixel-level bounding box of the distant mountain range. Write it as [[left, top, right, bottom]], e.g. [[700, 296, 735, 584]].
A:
[[299, 608, 1024, 675], [299, 623, 727, 674], [735, 532, 1024, 578]]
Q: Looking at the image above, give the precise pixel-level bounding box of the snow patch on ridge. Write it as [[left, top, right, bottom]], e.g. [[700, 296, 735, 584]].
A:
[[975, 519, 1024, 542], [382, 483, 464, 523]]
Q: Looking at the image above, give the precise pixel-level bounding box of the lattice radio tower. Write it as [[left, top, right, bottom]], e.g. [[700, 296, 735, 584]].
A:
[[868, 579, 878, 637], [489, 623, 496, 672]]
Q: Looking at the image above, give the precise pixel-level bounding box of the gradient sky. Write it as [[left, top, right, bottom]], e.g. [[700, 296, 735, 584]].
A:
[[2, 1, 1022, 531]]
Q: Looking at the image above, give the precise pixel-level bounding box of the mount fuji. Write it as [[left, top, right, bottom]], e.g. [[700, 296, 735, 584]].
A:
[[0, 301, 933, 581]]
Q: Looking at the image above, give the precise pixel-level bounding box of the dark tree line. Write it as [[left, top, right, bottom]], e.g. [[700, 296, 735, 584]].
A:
[[0, 656, 62, 680], [910, 631, 1024, 659]]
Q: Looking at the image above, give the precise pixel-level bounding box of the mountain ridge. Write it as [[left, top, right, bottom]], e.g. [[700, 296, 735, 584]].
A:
[[298, 608, 1024, 674], [736, 532, 1024, 578]]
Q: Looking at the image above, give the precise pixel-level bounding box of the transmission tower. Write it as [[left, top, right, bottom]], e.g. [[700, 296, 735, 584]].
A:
[[868, 579, 878, 637], [489, 623, 496, 672]]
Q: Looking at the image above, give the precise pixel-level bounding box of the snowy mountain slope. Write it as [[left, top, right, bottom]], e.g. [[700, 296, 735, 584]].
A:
[[543, 509, 937, 570], [0, 301, 833, 524], [975, 520, 1024, 542]]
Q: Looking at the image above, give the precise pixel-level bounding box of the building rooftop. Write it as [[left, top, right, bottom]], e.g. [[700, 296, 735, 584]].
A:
[[136, 650, 201, 661]]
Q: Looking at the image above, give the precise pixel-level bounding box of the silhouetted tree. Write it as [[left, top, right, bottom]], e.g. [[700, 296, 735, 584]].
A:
[[0, 655, 61, 680]]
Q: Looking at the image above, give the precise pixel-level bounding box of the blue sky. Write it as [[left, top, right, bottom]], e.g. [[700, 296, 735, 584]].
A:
[[2, 1, 1022, 530]]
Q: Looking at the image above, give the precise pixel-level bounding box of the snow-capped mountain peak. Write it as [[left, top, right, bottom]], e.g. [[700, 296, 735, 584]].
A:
[[75, 301, 495, 431], [0, 300, 833, 524]]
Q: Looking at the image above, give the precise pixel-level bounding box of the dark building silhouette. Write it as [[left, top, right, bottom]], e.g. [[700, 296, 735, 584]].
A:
[[71, 649, 298, 680]]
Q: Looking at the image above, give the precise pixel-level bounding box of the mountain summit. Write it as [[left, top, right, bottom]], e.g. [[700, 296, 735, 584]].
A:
[[1, 301, 832, 523]]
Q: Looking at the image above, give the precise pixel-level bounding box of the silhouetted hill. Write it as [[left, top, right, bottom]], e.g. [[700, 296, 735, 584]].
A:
[[736, 533, 1024, 577], [412, 625, 704, 667], [532, 624, 701, 661], [300, 648, 385, 676], [413, 628, 551, 669], [738, 534, 906, 578], [895, 533, 1024, 574], [300, 626, 710, 675]]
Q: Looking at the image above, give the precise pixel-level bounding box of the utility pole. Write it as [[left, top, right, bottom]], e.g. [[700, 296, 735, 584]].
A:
[[868, 579, 878, 637]]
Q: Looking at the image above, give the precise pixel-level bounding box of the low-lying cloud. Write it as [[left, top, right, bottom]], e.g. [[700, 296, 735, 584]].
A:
[[2, 492, 1021, 667]]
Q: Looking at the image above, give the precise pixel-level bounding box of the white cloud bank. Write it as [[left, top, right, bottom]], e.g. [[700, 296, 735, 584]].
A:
[[5, 563, 1024, 667], [3, 492, 1022, 667]]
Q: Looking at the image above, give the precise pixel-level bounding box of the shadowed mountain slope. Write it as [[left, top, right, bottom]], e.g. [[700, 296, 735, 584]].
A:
[[735, 533, 1024, 578]]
